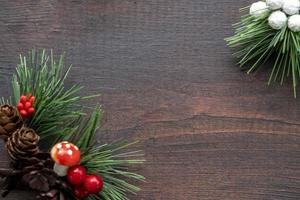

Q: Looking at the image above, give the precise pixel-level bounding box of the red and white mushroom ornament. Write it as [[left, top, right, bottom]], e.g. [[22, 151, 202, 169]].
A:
[[51, 141, 81, 176]]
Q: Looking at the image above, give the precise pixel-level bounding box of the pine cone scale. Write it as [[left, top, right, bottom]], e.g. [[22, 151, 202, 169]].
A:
[[4, 122, 22, 133], [0, 126, 6, 135], [0, 117, 11, 125]]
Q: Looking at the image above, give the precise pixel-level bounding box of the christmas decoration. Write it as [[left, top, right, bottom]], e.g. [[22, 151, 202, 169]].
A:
[[51, 141, 81, 177], [73, 185, 89, 199], [226, 0, 300, 97], [0, 105, 22, 140], [250, 1, 269, 17], [67, 166, 87, 186], [0, 49, 145, 200], [288, 14, 300, 31], [266, 0, 284, 10], [282, 0, 300, 15], [51, 141, 81, 167], [66, 164, 103, 198], [6, 127, 40, 161], [83, 174, 103, 194], [268, 11, 287, 29], [17, 95, 35, 118], [0, 153, 69, 199]]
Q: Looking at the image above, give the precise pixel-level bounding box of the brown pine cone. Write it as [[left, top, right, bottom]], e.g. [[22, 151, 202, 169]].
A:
[[0, 153, 71, 199], [0, 105, 23, 140], [6, 127, 40, 161]]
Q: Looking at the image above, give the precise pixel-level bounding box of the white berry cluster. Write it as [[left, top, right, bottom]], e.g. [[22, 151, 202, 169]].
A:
[[250, 0, 300, 32]]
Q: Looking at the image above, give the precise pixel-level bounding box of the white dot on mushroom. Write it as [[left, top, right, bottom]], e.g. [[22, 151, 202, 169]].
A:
[[67, 149, 73, 155]]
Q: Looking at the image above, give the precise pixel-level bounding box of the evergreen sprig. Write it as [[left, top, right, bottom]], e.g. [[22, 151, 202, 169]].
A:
[[63, 107, 145, 200], [10, 49, 98, 140], [84, 143, 145, 200], [226, 10, 300, 97]]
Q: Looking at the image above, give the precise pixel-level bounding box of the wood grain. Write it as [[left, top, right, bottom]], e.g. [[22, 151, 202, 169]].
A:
[[0, 0, 300, 199]]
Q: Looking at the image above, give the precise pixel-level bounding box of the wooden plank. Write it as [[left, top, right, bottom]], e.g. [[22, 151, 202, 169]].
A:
[[0, 0, 300, 199]]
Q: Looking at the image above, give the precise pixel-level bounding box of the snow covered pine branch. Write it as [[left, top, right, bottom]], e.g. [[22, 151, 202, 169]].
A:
[[226, 0, 300, 97]]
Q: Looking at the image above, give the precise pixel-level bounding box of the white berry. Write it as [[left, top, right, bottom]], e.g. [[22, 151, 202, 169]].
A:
[[250, 1, 269, 17], [266, 0, 284, 10], [268, 11, 288, 30], [283, 0, 300, 15], [288, 14, 300, 32]]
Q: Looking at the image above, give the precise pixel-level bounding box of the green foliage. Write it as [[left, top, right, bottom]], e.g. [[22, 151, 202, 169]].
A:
[[64, 107, 145, 200], [11, 49, 97, 141], [226, 10, 300, 97], [60, 106, 103, 148], [84, 143, 145, 200]]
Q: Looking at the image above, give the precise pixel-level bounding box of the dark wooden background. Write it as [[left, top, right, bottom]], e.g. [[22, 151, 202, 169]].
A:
[[0, 0, 300, 199]]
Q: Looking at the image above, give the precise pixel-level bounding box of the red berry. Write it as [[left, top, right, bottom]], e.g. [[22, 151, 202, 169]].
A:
[[67, 166, 87, 186], [83, 174, 103, 194], [20, 95, 27, 104], [28, 107, 35, 115], [29, 96, 35, 104], [17, 103, 24, 111], [20, 110, 28, 118], [25, 102, 32, 110], [73, 185, 89, 199]]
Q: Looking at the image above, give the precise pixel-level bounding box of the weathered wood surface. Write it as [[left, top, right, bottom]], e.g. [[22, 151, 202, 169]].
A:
[[1, 0, 300, 199]]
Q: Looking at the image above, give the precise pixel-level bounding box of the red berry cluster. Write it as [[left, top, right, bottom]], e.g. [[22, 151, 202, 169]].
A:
[[17, 95, 35, 118], [67, 166, 103, 199]]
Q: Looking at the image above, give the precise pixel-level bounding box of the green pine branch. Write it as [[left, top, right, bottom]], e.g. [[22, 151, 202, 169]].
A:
[[225, 11, 300, 97], [63, 107, 145, 200], [10, 49, 98, 142], [84, 142, 145, 200]]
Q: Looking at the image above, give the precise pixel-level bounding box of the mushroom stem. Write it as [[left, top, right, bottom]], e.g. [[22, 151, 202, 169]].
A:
[[53, 163, 69, 177]]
